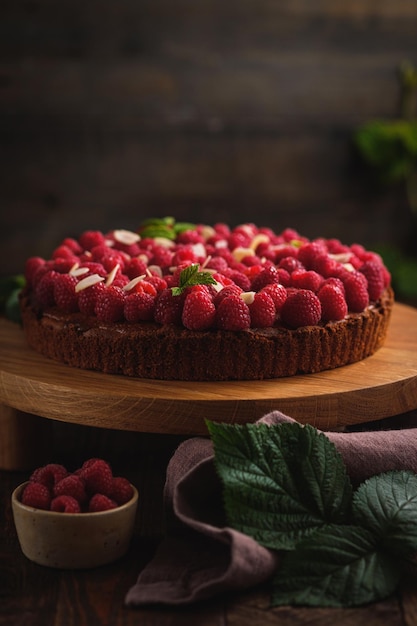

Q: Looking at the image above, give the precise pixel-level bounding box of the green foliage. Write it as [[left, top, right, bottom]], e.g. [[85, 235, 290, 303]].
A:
[[138, 216, 196, 240], [171, 263, 217, 296], [208, 420, 417, 608], [0, 274, 25, 323], [354, 120, 417, 184]]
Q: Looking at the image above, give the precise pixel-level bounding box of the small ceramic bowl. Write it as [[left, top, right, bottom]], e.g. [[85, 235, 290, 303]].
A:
[[11, 482, 138, 569]]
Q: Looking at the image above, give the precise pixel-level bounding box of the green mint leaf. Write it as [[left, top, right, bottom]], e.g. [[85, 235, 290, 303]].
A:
[[171, 264, 216, 296], [207, 421, 352, 550], [271, 525, 402, 608], [173, 221, 196, 235], [352, 470, 417, 558], [140, 216, 175, 228], [0, 275, 25, 321], [138, 216, 176, 240]]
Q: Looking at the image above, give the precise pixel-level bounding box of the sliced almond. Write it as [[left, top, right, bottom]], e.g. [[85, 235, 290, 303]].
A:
[[123, 275, 147, 291], [75, 274, 105, 293], [105, 263, 120, 287], [249, 233, 270, 250], [70, 266, 90, 277], [147, 265, 163, 277], [153, 237, 175, 248], [240, 291, 256, 305], [232, 247, 255, 262], [200, 225, 216, 240], [113, 229, 140, 245]]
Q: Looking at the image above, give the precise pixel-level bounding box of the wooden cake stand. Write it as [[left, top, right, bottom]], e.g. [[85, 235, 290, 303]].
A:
[[1, 303, 417, 468]]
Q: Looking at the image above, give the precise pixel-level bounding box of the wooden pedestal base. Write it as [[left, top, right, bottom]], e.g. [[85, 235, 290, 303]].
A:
[[0, 405, 53, 471]]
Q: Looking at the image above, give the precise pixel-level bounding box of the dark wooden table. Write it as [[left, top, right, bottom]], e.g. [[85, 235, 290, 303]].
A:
[[2, 417, 417, 626]]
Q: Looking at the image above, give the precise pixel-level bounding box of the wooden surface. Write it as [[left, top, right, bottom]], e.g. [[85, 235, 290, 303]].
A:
[[2, 1, 417, 277], [2, 419, 417, 626], [1, 302, 417, 435]]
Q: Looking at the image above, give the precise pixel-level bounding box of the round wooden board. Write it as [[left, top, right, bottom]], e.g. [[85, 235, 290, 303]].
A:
[[1, 303, 417, 435]]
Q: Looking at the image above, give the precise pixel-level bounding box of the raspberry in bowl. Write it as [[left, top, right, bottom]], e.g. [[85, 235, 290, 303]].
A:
[[11, 459, 138, 569]]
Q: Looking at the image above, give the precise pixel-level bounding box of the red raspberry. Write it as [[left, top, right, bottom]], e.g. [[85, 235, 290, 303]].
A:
[[34, 270, 59, 307], [101, 252, 127, 274], [216, 295, 251, 331], [214, 222, 231, 237], [94, 285, 126, 322], [78, 457, 111, 472], [21, 482, 51, 510], [111, 477, 134, 505], [51, 495, 81, 513], [280, 289, 322, 329], [52, 244, 77, 261], [151, 246, 174, 268], [53, 474, 88, 504], [260, 283, 287, 311], [343, 272, 370, 312], [125, 257, 148, 279], [79, 230, 106, 251], [249, 292, 276, 328], [172, 247, 198, 266], [25, 256, 46, 287], [79, 261, 107, 277], [290, 269, 323, 292], [88, 494, 118, 512], [79, 459, 114, 497], [52, 258, 77, 274], [272, 245, 299, 263], [359, 260, 385, 301], [312, 253, 338, 278], [177, 230, 204, 245], [154, 288, 185, 325], [297, 241, 327, 269], [124, 291, 156, 322], [90, 244, 114, 263], [144, 275, 168, 293], [133, 280, 157, 297], [278, 256, 303, 274], [223, 269, 251, 291], [213, 284, 243, 306], [182, 289, 216, 330], [250, 265, 281, 291], [281, 227, 303, 242], [53, 273, 79, 313], [318, 283, 348, 322], [321, 277, 345, 295], [228, 232, 250, 250], [78, 281, 106, 315], [30, 463, 68, 490], [62, 237, 83, 255], [205, 256, 228, 273], [277, 268, 291, 286]]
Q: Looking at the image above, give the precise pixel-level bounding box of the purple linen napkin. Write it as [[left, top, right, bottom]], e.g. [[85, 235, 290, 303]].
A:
[[125, 410, 417, 607]]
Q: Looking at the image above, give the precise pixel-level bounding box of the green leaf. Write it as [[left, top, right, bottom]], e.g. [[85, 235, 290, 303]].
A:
[[352, 471, 417, 558], [354, 120, 417, 184], [173, 222, 196, 235], [171, 264, 217, 296], [0, 275, 25, 321], [272, 525, 401, 607], [207, 421, 352, 550], [137, 217, 196, 240]]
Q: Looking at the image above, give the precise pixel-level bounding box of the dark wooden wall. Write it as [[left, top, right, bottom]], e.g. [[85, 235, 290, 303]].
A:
[[1, 1, 417, 276]]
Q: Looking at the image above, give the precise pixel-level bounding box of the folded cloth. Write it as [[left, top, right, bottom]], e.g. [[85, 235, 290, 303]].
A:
[[125, 410, 417, 607]]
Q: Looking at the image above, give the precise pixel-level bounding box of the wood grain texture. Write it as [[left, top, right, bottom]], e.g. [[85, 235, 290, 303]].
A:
[[1, 303, 416, 436], [1, 1, 417, 275]]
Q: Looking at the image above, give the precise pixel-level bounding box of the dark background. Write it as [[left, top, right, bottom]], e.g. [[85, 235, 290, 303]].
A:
[[1, 0, 417, 277]]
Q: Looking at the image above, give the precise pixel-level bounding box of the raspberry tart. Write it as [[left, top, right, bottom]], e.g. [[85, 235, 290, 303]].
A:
[[19, 218, 394, 381]]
